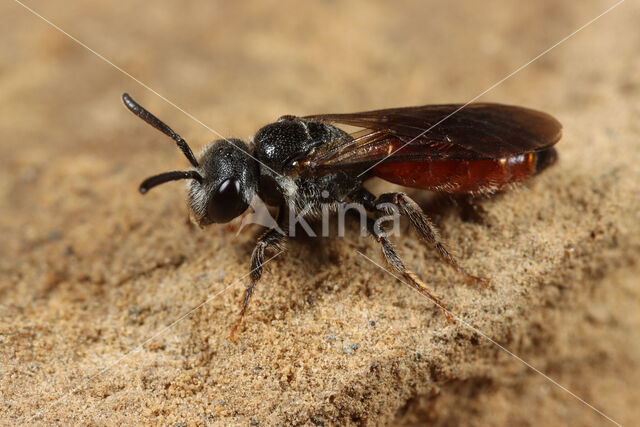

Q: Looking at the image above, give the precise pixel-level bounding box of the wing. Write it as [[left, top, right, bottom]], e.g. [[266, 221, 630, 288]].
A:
[[300, 103, 562, 172]]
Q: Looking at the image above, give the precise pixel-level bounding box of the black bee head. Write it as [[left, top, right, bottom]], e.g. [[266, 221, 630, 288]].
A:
[[187, 139, 257, 225], [123, 93, 257, 226]]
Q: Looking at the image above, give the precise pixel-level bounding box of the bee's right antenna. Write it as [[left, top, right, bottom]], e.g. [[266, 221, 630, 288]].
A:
[[122, 93, 199, 168]]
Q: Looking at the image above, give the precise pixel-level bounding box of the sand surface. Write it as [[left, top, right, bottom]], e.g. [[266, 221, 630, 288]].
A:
[[1, 1, 639, 425]]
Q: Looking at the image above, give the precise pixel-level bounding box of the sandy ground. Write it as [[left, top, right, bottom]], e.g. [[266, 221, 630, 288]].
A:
[[1, 0, 639, 425]]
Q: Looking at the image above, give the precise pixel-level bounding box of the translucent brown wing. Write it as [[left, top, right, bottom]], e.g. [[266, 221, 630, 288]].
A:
[[301, 103, 562, 172]]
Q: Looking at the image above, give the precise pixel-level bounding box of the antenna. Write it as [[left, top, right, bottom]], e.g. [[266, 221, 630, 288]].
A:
[[139, 170, 203, 194], [122, 93, 199, 168]]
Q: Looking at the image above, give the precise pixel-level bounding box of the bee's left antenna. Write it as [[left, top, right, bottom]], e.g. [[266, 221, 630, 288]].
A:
[[122, 93, 199, 168], [139, 170, 203, 194]]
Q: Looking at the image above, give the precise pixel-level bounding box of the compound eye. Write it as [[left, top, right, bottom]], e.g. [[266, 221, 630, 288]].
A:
[[206, 178, 247, 223]]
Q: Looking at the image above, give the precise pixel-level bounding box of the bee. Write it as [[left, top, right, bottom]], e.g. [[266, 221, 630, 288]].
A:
[[122, 93, 561, 337]]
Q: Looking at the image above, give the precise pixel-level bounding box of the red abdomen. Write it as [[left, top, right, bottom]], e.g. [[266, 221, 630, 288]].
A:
[[372, 149, 555, 194]]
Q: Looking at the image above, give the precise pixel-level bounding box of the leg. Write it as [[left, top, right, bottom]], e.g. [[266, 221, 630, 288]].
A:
[[365, 216, 451, 320], [230, 208, 287, 340], [454, 194, 488, 224], [351, 187, 489, 287], [377, 192, 489, 286]]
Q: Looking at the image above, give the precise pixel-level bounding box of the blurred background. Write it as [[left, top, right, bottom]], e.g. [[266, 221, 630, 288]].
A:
[[1, 0, 638, 425]]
